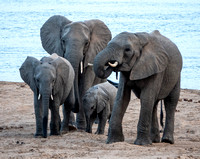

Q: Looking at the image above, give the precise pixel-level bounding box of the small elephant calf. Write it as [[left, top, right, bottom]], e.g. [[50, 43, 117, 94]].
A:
[[82, 82, 117, 134], [20, 53, 76, 138]]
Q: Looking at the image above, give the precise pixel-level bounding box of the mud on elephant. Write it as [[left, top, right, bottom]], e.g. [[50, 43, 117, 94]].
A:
[[94, 30, 182, 145], [40, 15, 111, 130], [20, 53, 75, 138], [82, 82, 117, 134]]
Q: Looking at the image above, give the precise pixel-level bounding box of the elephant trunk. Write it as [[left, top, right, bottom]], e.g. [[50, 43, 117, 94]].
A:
[[86, 115, 92, 133], [93, 47, 114, 79], [42, 93, 50, 138], [64, 51, 81, 113]]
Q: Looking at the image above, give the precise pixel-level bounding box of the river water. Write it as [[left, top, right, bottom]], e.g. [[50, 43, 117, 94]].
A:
[[0, 0, 200, 89]]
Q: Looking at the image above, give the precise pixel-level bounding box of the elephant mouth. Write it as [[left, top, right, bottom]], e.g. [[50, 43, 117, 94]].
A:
[[106, 60, 120, 71], [108, 61, 119, 67]]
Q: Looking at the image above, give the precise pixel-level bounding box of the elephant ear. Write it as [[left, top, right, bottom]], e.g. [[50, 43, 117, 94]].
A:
[[51, 56, 74, 95], [40, 15, 72, 57], [97, 88, 109, 114], [19, 56, 40, 92], [130, 33, 169, 80], [83, 19, 111, 68]]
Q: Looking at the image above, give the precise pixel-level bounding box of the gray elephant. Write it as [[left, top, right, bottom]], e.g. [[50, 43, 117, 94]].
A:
[[19, 53, 75, 138], [82, 82, 117, 134], [94, 30, 182, 145], [40, 15, 111, 130]]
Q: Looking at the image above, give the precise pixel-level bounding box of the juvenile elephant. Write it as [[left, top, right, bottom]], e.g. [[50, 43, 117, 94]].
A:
[[82, 82, 117, 134], [40, 15, 111, 130], [19, 53, 75, 138], [94, 30, 182, 145]]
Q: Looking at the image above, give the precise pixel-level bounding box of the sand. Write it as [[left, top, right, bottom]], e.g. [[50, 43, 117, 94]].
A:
[[0, 81, 200, 159]]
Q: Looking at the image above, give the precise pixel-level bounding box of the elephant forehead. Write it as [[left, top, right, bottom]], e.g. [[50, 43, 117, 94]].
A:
[[64, 22, 90, 37], [84, 92, 96, 101], [111, 35, 133, 47], [36, 63, 56, 73]]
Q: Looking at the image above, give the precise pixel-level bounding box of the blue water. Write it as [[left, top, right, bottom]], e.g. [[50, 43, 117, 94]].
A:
[[0, 0, 200, 89]]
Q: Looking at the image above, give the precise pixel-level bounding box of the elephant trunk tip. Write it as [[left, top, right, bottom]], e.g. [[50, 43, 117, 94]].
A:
[[43, 116, 48, 138]]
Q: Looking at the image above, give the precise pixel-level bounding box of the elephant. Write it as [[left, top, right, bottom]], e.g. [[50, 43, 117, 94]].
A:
[[82, 81, 117, 134], [93, 30, 182, 145], [19, 53, 75, 138], [40, 15, 111, 130]]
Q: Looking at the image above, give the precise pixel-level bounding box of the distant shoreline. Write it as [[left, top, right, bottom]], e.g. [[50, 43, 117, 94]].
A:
[[1, 81, 199, 92]]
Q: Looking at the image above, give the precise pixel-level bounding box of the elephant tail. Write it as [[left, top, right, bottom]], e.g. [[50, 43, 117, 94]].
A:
[[160, 100, 164, 132]]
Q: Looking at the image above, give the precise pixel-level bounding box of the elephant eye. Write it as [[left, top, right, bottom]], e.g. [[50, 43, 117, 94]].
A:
[[35, 78, 39, 83], [91, 106, 94, 110], [125, 48, 131, 52], [62, 39, 65, 45], [85, 41, 89, 47]]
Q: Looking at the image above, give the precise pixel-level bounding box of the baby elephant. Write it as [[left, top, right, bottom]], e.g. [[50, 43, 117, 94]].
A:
[[83, 82, 117, 134], [20, 53, 76, 138]]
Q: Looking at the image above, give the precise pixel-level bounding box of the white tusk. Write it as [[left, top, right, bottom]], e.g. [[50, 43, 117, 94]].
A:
[[80, 61, 83, 74], [51, 95, 53, 100], [108, 61, 118, 67], [38, 94, 41, 100], [88, 63, 93, 66]]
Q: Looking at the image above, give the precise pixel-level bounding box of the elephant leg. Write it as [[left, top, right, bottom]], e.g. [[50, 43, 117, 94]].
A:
[[89, 114, 96, 133], [76, 103, 86, 130], [76, 66, 96, 130], [107, 74, 131, 143], [151, 100, 160, 143], [61, 103, 70, 134], [50, 101, 61, 136], [61, 88, 76, 133], [34, 93, 43, 137], [96, 111, 107, 134], [68, 112, 77, 131], [134, 96, 154, 145], [162, 80, 180, 144]]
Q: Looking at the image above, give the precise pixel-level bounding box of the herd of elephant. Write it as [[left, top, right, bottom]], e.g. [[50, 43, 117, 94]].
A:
[[19, 15, 182, 146]]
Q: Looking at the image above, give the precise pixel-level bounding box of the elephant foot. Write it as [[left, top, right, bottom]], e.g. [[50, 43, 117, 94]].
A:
[[151, 132, 160, 143], [95, 130, 104, 135], [34, 133, 43, 138], [134, 137, 152, 145], [76, 125, 86, 131], [76, 119, 86, 131], [50, 130, 60, 136], [106, 127, 124, 144], [69, 124, 77, 132], [161, 135, 174, 144], [61, 124, 77, 134]]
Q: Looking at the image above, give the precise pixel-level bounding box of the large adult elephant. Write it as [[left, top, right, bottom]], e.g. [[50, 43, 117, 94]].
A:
[[40, 15, 111, 130], [93, 30, 182, 145]]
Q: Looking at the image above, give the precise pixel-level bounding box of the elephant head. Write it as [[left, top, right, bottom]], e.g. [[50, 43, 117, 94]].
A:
[[40, 15, 111, 112], [94, 31, 169, 80], [19, 54, 74, 138]]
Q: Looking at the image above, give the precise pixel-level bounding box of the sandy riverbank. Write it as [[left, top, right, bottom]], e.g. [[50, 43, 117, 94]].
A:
[[0, 81, 200, 158]]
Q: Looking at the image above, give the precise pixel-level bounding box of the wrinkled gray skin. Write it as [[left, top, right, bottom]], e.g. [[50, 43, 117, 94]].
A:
[[40, 15, 111, 130], [94, 30, 182, 145], [83, 82, 117, 134], [20, 54, 75, 138]]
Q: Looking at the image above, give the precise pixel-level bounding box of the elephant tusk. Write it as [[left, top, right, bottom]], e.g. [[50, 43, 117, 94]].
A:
[[38, 94, 41, 100], [108, 61, 118, 67], [88, 63, 93, 66], [80, 61, 83, 74], [51, 95, 53, 100]]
